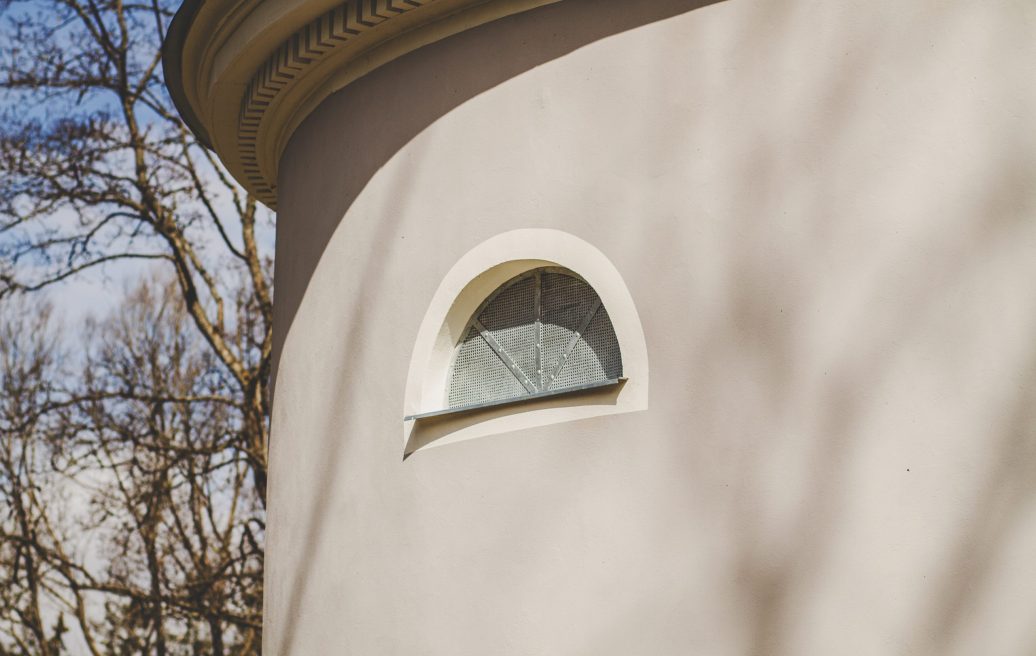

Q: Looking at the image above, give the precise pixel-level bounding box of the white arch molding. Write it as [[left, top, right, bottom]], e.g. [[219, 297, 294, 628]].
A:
[[402, 229, 648, 455]]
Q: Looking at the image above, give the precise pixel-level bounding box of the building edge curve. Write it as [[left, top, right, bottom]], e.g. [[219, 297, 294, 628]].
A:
[[162, 0, 561, 208], [162, 0, 210, 147]]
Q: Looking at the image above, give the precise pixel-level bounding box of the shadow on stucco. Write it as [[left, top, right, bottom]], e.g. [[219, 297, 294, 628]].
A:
[[269, 0, 1036, 654], [269, 1, 725, 653], [596, 3, 1036, 654], [270, 0, 723, 377]]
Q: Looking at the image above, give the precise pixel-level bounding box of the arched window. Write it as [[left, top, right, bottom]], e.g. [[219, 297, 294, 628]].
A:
[[446, 267, 623, 411]]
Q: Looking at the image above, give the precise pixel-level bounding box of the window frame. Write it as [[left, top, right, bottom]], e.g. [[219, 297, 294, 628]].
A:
[[404, 266, 625, 421]]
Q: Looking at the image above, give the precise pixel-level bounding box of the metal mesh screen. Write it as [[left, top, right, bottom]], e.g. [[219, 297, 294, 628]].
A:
[[448, 325, 526, 406], [447, 268, 623, 408]]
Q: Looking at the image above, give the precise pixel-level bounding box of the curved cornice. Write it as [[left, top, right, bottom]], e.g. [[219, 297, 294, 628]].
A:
[[163, 0, 560, 208], [162, 0, 210, 147]]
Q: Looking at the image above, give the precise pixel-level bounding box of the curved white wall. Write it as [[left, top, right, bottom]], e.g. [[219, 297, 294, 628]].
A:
[[266, 1, 1036, 653]]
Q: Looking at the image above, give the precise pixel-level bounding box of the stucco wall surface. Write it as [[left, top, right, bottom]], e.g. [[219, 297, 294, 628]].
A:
[[266, 0, 1036, 653]]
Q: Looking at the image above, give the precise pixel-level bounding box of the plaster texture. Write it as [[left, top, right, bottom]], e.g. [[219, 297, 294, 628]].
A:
[[266, 0, 1036, 653]]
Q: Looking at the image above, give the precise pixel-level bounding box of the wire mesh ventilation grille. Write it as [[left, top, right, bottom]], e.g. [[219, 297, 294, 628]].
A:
[[447, 269, 623, 408]]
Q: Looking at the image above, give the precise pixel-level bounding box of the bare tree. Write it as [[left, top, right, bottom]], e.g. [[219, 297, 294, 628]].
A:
[[0, 0, 272, 497], [0, 302, 69, 655], [0, 0, 271, 652], [2, 284, 264, 654]]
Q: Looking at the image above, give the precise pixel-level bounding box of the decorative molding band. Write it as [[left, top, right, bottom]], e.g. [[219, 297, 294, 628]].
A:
[[238, 0, 438, 207], [164, 0, 559, 208]]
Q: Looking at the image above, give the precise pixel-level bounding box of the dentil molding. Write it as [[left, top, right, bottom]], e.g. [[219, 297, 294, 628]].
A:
[[164, 0, 560, 208]]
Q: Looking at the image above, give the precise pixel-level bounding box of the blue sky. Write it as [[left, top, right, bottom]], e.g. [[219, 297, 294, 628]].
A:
[[0, 0, 276, 329]]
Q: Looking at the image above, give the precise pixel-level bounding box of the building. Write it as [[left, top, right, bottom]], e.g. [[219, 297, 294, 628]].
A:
[[163, 1, 1036, 653]]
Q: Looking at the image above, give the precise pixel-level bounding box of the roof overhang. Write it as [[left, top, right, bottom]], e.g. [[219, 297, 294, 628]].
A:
[[162, 0, 561, 209]]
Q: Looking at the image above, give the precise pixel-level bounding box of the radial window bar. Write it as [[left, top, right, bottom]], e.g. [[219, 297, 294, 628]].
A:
[[406, 268, 624, 421]]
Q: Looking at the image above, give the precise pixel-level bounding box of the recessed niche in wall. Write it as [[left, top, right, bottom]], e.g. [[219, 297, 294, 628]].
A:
[[402, 229, 648, 456], [407, 267, 624, 421]]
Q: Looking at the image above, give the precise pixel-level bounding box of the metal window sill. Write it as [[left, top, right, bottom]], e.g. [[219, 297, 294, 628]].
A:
[[404, 377, 627, 422]]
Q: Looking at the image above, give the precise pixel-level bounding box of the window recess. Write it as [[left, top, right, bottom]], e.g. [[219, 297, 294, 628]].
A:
[[406, 267, 624, 421]]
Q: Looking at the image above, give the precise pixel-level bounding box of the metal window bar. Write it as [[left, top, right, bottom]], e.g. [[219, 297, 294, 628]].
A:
[[406, 377, 627, 422], [431, 267, 623, 417]]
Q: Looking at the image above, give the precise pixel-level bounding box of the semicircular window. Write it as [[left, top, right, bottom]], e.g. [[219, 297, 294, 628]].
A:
[[447, 268, 623, 410]]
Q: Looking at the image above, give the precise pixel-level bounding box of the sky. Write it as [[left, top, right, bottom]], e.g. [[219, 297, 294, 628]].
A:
[[0, 0, 276, 330]]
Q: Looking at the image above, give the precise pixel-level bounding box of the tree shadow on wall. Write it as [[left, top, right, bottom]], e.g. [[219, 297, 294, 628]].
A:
[[270, 0, 1036, 654], [569, 2, 1036, 654], [270, 1, 726, 653]]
